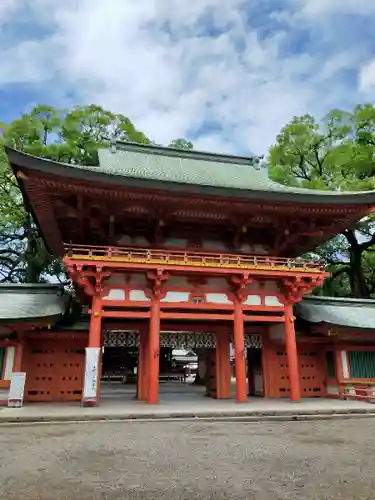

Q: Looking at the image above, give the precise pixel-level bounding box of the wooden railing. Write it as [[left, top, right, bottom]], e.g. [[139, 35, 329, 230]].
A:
[[64, 244, 325, 273], [341, 385, 375, 403]]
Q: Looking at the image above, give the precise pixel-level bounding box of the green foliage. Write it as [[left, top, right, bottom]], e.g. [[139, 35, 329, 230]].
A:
[[169, 138, 194, 150], [1, 104, 149, 282], [0, 104, 191, 283], [269, 105, 375, 298]]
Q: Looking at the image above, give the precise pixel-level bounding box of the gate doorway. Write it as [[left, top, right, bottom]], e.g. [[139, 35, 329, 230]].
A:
[[101, 328, 234, 403]]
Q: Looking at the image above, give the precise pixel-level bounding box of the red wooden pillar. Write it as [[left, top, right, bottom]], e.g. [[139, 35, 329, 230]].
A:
[[88, 296, 102, 348], [216, 333, 231, 399], [13, 337, 24, 372], [284, 305, 301, 402], [137, 328, 148, 401], [148, 300, 160, 404], [233, 301, 247, 402], [334, 345, 344, 395]]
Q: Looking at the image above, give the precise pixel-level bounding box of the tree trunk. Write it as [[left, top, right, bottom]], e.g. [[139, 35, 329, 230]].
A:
[[350, 248, 369, 298], [24, 218, 41, 283], [344, 229, 370, 298]]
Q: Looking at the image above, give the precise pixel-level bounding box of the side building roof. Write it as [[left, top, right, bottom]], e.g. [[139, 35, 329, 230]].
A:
[[295, 295, 375, 330], [0, 284, 70, 325]]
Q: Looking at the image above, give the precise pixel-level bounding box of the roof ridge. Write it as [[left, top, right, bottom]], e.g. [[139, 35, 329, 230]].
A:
[[111, 140, 261, 167], [302, 295, 375, 304]]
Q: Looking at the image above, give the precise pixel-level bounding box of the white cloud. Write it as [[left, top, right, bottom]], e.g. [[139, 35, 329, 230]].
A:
[[359, 60, 375, 94], [0, 0, 19, 21], [289, 0, 375, 17], [0, 0, 374, 155]]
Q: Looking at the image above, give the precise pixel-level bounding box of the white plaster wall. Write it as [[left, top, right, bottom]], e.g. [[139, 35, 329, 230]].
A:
[[341, 351, 350, 378], [161, 292, 190, 303], [244, 295, 262, 306], [264, 296, 283, 307], [103, 289, 125, 301], [205, 293, 231, 304], [3, 347, 15, 380], [129, 290, 150, 301]]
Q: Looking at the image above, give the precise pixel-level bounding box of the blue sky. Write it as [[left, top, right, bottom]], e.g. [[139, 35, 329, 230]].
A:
[[1, 0, 375, 155]]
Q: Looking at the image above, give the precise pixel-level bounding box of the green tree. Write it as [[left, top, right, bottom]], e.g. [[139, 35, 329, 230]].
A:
[[169, 138, 194, 150], [0, 104, 192, 283], [269, 105, 375, 298]]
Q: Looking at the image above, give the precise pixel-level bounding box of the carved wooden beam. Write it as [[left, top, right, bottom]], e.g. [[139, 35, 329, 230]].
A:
[[65, 263, 111, 297], [146, 268, 169, 299], [230, 272, 252, 303], [282, 275, 326, 305]]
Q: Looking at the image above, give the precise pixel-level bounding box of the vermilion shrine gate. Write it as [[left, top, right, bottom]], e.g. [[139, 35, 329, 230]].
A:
[[2, 142, 375, 405]]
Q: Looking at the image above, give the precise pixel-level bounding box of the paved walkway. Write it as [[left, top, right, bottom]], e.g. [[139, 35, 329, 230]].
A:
[[1, 381, 374, 423], [1, 395, 374, 423]]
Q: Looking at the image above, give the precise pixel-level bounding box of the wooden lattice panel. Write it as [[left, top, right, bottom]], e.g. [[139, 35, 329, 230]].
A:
[[103, 331, 217, 348], [231, 334, 262, 349], [24, 338, 86, 402]]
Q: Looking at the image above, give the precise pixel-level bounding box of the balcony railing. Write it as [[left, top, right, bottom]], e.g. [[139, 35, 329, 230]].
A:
[[64, 244, 325, 273]]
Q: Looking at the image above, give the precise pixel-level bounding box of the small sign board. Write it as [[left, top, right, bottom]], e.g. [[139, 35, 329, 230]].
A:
[[8, 372, 26, 408]]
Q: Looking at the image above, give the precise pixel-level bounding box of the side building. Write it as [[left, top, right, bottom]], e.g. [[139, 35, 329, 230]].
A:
[[1, 287, 375, 404], [3, 142, 375, 405]]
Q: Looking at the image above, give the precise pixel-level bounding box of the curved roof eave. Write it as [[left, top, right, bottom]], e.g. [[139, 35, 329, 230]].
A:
[[295, 296, 375, 330], [5, 147, 375, 206], [0, 284, 70, 322]]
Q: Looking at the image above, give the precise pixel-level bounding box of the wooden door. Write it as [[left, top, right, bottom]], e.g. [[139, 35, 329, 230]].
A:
[[24, 337, 86, 402], [299, 348, 326, 397], [205, 349, 217, 398], [266, 344, 325, 398]]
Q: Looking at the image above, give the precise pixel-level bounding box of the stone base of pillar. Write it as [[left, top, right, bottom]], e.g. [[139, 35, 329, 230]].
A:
[[81, 398, 98, 407]]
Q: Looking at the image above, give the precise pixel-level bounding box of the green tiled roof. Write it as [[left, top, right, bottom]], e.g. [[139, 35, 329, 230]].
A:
[[93, 143, 276, 192], [296, 296, 375, 330], [76, 142, 374, 196], [6, 142, 375, 203]]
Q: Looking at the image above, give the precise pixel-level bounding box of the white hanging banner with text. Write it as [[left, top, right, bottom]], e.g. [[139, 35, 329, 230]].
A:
[[82, 347, 100, 404]]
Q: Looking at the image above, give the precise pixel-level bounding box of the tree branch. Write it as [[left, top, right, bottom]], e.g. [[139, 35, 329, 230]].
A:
[[360, 232, 375, 251], [343, 228, 360, 249]]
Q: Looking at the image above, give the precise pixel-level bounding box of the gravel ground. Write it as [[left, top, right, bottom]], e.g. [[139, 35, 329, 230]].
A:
[[0, 419, 375, 499]]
